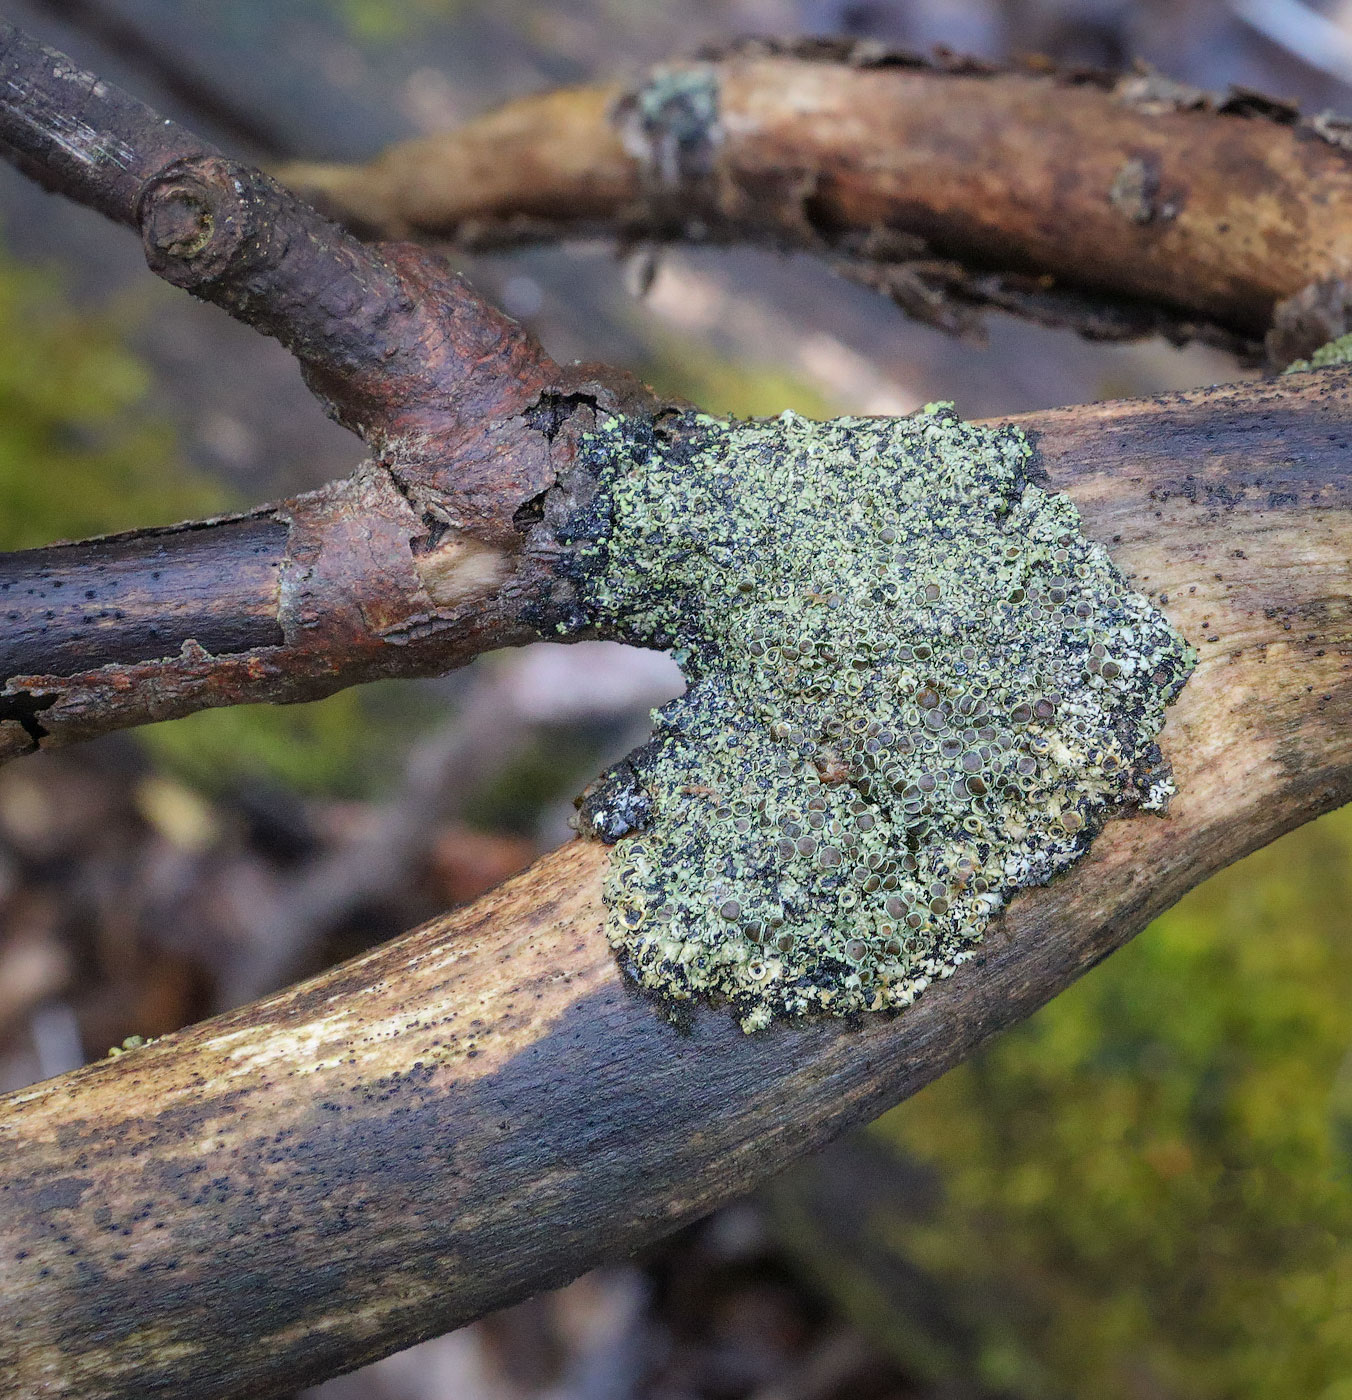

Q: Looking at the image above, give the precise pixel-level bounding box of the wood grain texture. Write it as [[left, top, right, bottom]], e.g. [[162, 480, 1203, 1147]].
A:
[[281, 48, 1352, 351], [3, 368, 1350, 1398]]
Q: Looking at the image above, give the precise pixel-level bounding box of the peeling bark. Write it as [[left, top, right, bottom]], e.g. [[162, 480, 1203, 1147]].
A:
[[0, 20, 656, 539], [0, 462, 565, 757], [282, 45, 1352, 358], [0, 359, 668, 760], [0, 24, 666, 759]]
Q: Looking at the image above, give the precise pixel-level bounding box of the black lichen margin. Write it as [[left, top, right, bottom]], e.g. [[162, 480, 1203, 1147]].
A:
[[564, 405, 1195, 1032]]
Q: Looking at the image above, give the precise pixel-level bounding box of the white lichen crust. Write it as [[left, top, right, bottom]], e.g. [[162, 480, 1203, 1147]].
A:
[[569, 405, 1195, 1032]]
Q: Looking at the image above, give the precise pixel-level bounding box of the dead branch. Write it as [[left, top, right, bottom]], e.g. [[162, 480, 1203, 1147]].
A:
[[0, 21, 216, 224], [3, 23, 1352, 1398], [0, 23, 661, 763], [23, 0, 296, 158], [280, 41, 1352, 358], [3, 367, 1351, 1398], [0, 21, 555, 455], [0, 479, 547, 762]]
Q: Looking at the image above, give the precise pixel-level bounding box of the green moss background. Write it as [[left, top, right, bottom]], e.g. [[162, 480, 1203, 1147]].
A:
[[325, 0, 472, 42], [0, 256, 222, 551], [775, 804, 1352, 1399]]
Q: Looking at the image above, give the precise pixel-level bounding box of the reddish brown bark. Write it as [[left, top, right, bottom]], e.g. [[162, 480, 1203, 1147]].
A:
[[0, 16, 543, 460], [0, 394, 644, 763], [0, 23, 665, 762], [134, 156, 563, 530]]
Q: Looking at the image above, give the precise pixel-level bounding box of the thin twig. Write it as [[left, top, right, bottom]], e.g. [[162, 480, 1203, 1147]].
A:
[[0, 22, 662, 766]]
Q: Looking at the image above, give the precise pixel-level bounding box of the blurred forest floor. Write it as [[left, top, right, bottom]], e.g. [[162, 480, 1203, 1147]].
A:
[[2, 1, 1351, 1397]]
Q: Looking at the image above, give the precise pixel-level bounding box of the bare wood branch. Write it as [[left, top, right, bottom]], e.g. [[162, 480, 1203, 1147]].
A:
[[0, 21, 217, 226], [0, 21, 581, 485], [0, 516, 288, 680], [0, 25, 528, 433], [23, 0, 296, 158], [0, 23, 665, 763], [280, 43, 1352, 357], [0, 472, 545, 762], [3, 368, 1350, 1398]]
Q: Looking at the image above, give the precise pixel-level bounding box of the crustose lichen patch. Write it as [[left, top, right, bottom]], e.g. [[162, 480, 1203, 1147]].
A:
[[567, 405, 1195, 1032]]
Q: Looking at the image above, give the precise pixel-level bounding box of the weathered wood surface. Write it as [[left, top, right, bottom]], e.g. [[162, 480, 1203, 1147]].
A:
[[282, 45, 1352, 356], [3, 368, 1349, 1398]]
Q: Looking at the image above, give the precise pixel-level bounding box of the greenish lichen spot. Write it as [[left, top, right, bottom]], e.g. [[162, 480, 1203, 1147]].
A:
[[616, 63, 721, 187], [1283, 331, 1352, 374], [567, 406, 1195, 1031]]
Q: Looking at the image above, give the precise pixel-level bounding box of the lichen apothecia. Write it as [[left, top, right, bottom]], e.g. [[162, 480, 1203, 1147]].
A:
[[564, 404, 1195, 1032]]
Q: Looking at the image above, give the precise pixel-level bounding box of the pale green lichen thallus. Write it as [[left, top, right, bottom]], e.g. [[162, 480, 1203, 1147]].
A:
[[565, 405, 1195, 1031]]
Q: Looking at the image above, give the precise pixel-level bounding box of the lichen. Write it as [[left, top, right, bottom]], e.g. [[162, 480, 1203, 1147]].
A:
[[615, 64, 721, 187], [1282, 331, 1352, 374], [566, 405, 1195, 1031]]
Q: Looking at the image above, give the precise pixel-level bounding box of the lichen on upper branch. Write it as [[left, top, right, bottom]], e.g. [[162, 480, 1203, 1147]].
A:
[[566, 405, 1194, 1031]]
